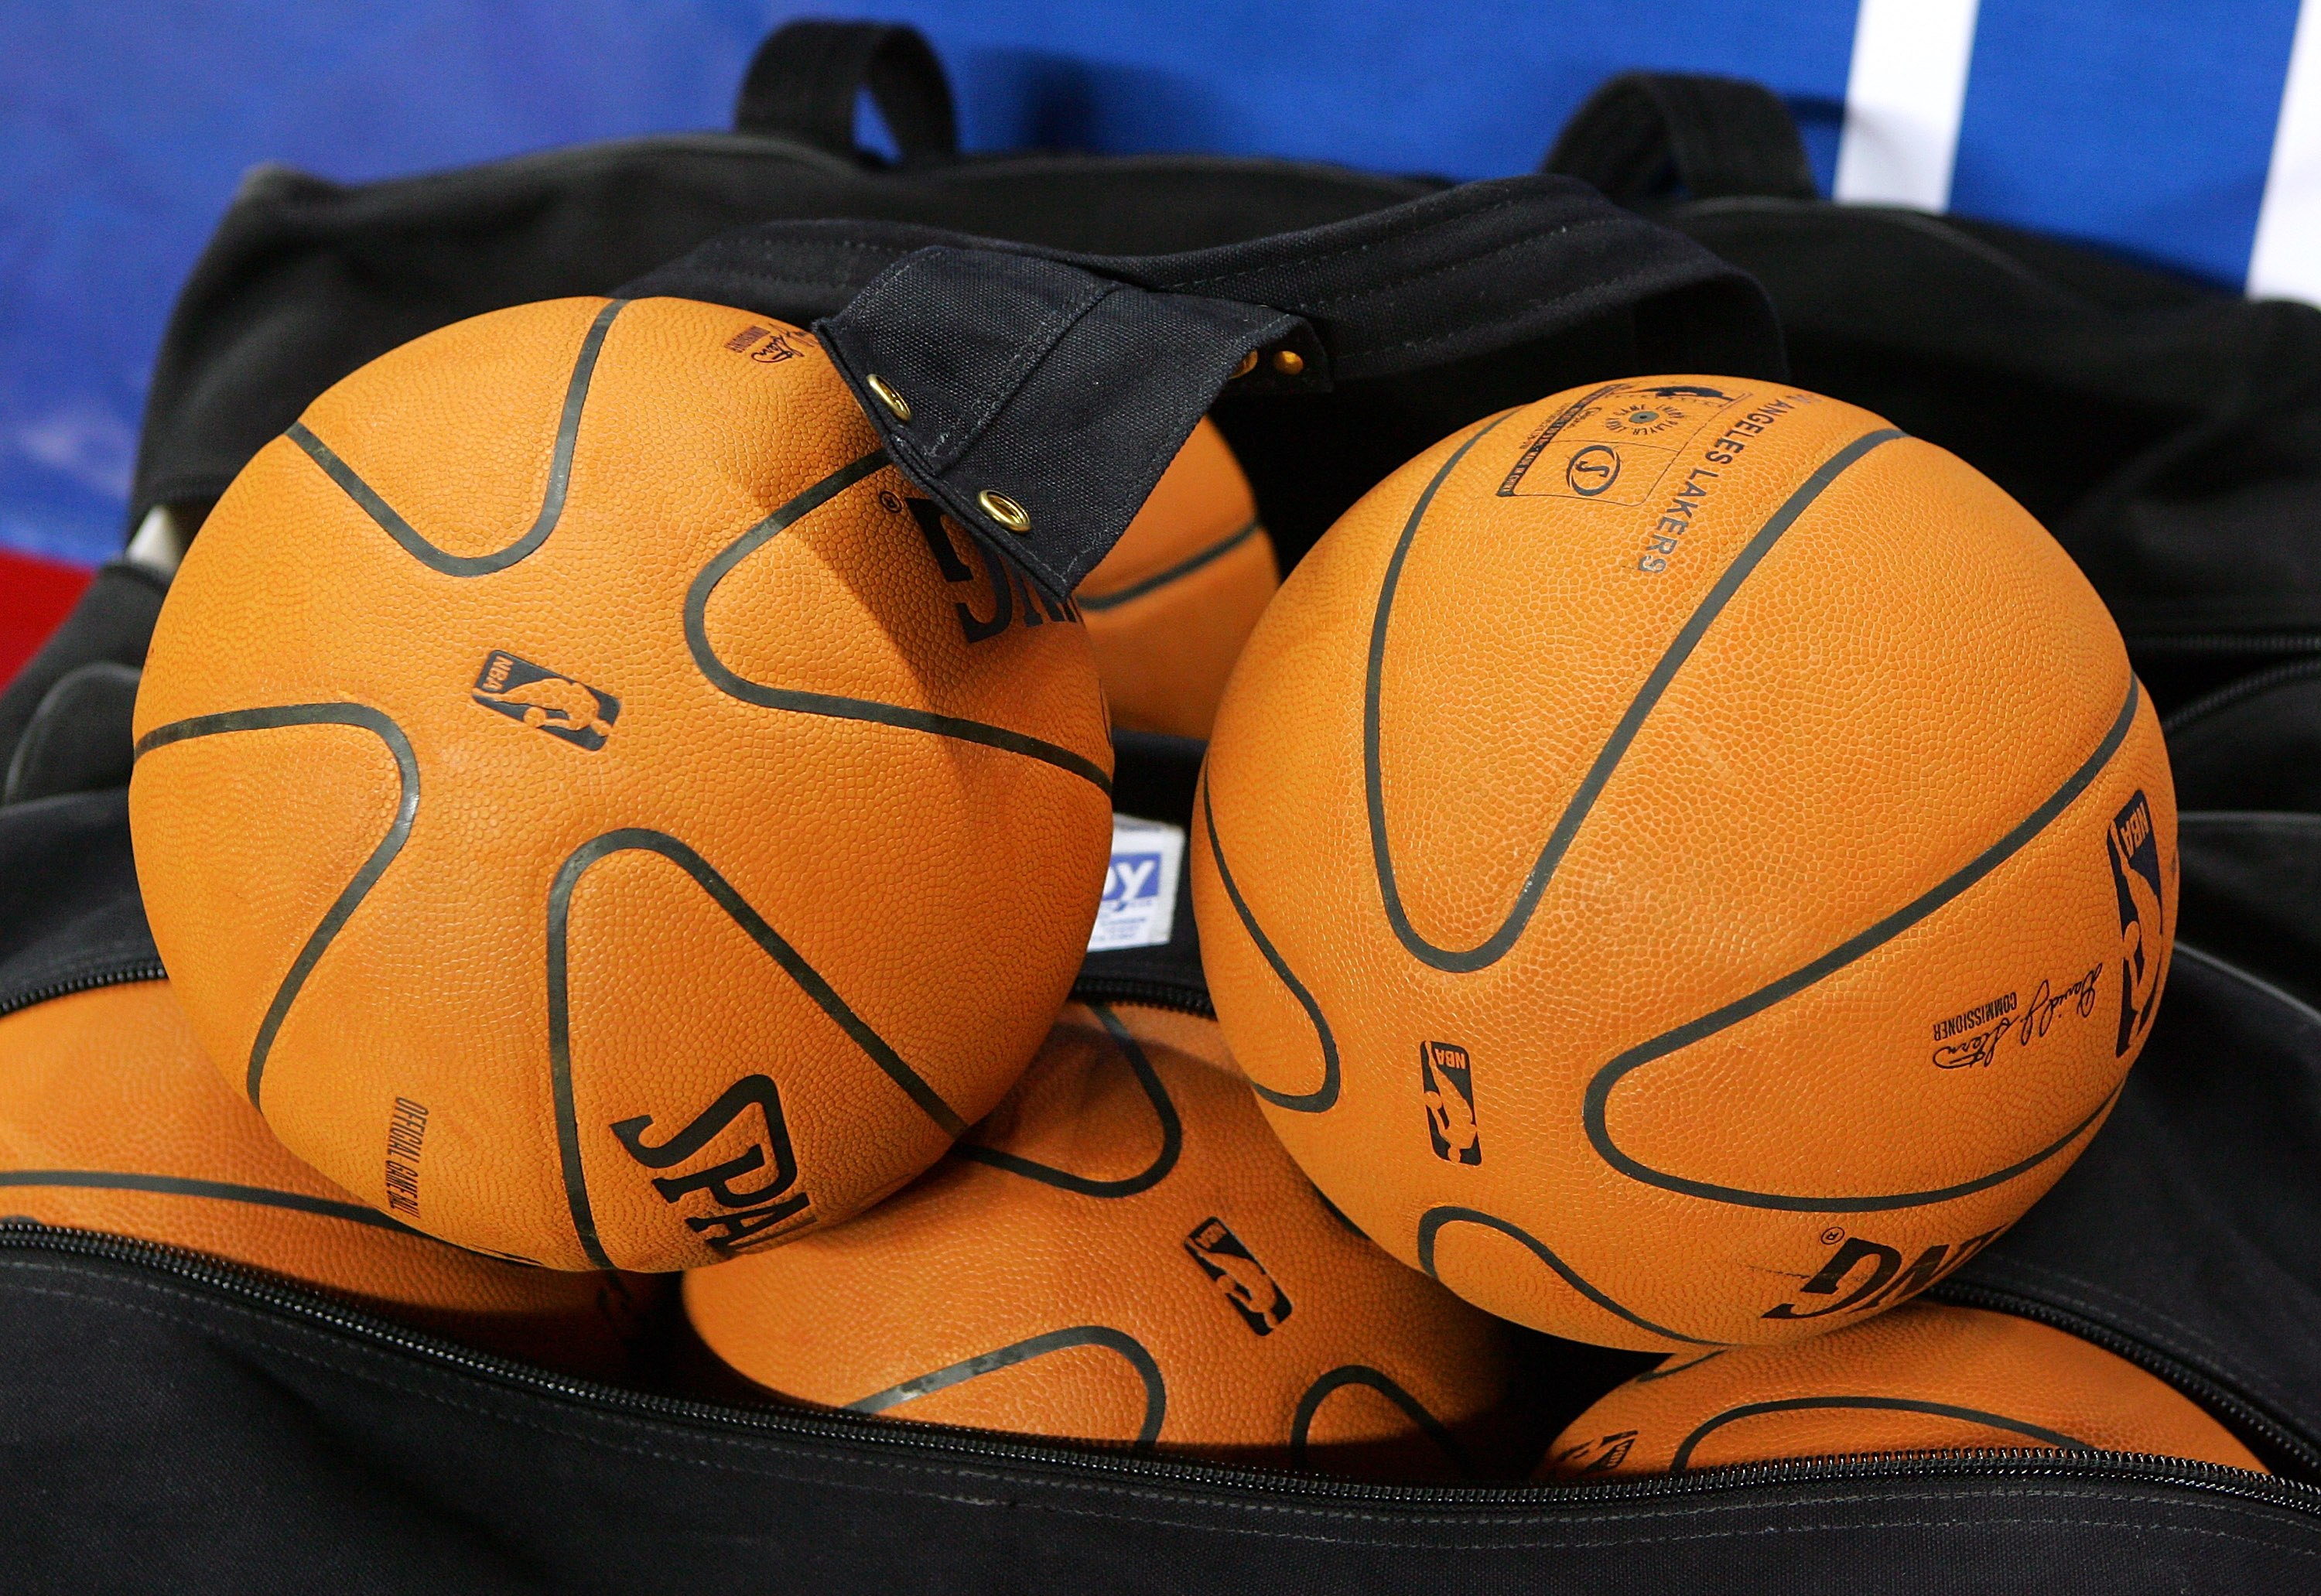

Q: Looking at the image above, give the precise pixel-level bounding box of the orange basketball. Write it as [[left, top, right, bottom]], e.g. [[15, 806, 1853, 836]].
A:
[[129, 298, 1113, 1271], [1078, 418, 1277, 739], [683, 1003, 1515, 1478], [0, 982, 655, 1376], [1193, 377, 2175, 1350], [1543, 1304, 2261, 1477]]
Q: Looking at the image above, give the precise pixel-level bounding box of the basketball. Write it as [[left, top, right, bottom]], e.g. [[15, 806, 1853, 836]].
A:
[[1077, 418, 1277, 739], [683, 1003, 1514, 1477], [1192, 377, 2175, 1349], [1543, 1303, 2261, 1476], [0, 982, 655, 1375], [128, 297, 1113, 1271]]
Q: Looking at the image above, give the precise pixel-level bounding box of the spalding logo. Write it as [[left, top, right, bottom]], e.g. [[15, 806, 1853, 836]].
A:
[[1550, 1429, 1639, 1475], [473, 651, 620, 750], [2108, 790, 2166, 1057], [1184, 1217, 1293, 1335], [1761, 1226, 2004, 1321], [611, 1074, 814, 1253]]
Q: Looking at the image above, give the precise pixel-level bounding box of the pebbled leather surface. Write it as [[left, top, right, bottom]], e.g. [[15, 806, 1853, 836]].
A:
[[683, 1002, 1519, 1478], [131, 296, 1113, 1271], [0, 981, 653, 1376], [1542, 1303, 2261, 1478], [1078, 417, 1278, 740], [1195, 376, 2175, 1349]]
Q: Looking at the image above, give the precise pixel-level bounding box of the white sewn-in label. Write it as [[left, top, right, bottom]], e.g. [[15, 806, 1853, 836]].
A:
[[1088, 815, 1184, 952]]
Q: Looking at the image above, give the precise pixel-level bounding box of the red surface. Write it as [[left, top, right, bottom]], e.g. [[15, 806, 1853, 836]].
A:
[[0, 549, 94, 692]]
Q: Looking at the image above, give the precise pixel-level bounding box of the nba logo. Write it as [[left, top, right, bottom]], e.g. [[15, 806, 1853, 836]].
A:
[[1420, 1041, 1480, 1165], [1183, 1217, 1293, 1336], [2107, 790, 2167, 1057], [471, 650, 620, 751]]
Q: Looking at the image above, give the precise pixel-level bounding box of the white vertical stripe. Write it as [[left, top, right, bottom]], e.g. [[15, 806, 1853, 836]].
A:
[[2250, 0, 2321, 301], [1833, 0, 1982, 210]]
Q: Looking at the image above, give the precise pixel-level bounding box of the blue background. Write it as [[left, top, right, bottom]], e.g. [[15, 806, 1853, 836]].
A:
[[0, 2, 2306, 566]]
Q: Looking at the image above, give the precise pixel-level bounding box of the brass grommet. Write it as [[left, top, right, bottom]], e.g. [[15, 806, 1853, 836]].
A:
[[866, 373, 912, 422], [978, 489, 1032, 534], [1270, 348, 1305, 377], [1230, 349, 1260, 378]]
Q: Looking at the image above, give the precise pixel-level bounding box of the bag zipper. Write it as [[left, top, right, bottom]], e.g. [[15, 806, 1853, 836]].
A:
[[1070, 973, 1215, 1019], [0, 955, 167, 1024], [3, 1221, 2315, 1520], [2162, 654, 2321, 736], [10, 968, 2315, 1511], [2131, 632, 2321, 659], [1928, 1276, 2321, 1477]]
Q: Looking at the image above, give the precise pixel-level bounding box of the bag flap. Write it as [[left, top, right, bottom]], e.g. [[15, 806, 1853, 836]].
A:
[[624, 179, 1780, 594]]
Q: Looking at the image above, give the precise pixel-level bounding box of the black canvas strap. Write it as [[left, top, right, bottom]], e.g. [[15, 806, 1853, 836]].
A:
[[814, 250, 1314, 602], [626, 175, 1784, 600], [732, 19, 958, 163], [1546, 72, 1818, 203]]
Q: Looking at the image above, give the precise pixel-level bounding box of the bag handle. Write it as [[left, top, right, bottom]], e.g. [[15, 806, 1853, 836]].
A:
[[1545, 72, 1817, 203], [733, 19, 959, 164]]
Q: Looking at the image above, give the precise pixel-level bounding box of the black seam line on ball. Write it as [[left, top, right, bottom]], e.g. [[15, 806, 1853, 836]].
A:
[[1581, 675, 2142, 1215], [1667, 1396, 2091, 1475], [283, 299, 625, 577], [1075, 519, 1265, 612], [0, 1171, 422, 1235], [1634, 1348, 1729, 1383], [1416, 1206, 1721, 1347], [955, 1003, 1182, 1197], [1367, 425, 1905, 974], [685, 449, 1113, 798], [546, 828, 966, 1270], [132, 704, 419, 1109], [1289, 1365, 1473, 1478], [1199, 781, 1339, 1112], [848, 1324, 1167, 1452]]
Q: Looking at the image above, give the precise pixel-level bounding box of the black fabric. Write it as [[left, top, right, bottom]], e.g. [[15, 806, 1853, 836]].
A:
[[1548, 72, 2321, 713], [2165, 662, 2321, 812], [813, 248, 1311, 600], [2175, 815, 2321, 1014], [0, 562, 164, 784], [631, 178, 1781, 581], [1947, 948, 2321, 1471], [5, 1232, 2321, 1595], [0, 788, 156, 1013], [1545, 72, 1819, 205], [1, 661, 140, 805], [732, 19, 958, 163]]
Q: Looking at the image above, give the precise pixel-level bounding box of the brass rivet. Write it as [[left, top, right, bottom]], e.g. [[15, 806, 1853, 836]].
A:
[[978, 489, 1032, 534], [1230, 349, 1259, 378], [866, 373, 912, 422], [1270, 348, 1305, 377]]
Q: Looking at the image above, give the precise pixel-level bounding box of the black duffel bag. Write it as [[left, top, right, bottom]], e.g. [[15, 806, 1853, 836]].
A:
[[1547, 70, 2321, 716], [8, 22, 2321, 1594]]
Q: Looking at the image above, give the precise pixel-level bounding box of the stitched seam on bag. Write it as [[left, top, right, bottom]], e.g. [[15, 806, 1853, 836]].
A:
[[7, 1265, 2318, 1554]]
